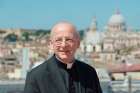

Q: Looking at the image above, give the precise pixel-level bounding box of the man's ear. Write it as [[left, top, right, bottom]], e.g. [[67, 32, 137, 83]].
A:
[[48, 40, 54, 54], [48, 40, 53, 50], [76, 40, 80, 48]]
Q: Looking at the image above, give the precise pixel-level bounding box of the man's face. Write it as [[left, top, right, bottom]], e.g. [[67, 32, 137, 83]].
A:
[[50, 24, 80, 63]]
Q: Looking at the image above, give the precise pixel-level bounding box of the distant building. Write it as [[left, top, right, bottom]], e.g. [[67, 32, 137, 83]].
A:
[[81, 9, 140, 69], [106, 10, 126, 32], [83, 17, 103, 53], [80, 9, 140, 80]]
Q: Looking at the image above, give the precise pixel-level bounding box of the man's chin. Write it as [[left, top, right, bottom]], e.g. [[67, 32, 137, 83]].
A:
[[58, 54, 70, 60], [59, 55, 69, 59]]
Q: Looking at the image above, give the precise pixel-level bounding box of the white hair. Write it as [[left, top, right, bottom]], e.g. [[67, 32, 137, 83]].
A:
[[50, 21, 80, 40]]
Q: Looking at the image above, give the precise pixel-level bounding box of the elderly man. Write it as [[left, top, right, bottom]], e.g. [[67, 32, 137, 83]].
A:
[[24, 21, 102, 93]]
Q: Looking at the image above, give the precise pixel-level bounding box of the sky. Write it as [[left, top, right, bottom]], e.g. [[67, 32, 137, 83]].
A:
[[0, 0, 140, 30]]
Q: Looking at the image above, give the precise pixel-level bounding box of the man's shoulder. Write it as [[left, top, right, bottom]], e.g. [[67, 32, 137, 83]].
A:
[[28, 57, 53, 76], [76, 60, 98, 79], [27, 61, 47, 76], [76, 60, 96, 72]]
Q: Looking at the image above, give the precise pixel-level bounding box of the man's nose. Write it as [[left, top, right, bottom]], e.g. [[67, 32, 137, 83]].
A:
[[61, 39, 67, 47]]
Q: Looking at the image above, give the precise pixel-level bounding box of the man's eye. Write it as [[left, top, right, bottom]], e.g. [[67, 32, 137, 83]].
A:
[[55, 39, 61, 42], [66, 39, 73, 41], [55, 40, 60, 42]]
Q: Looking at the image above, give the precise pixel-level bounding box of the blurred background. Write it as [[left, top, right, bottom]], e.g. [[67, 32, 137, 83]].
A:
[[0, 0, 140, 93]]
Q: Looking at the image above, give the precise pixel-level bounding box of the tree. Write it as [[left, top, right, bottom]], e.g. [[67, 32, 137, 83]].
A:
[[4, 33, 18, 42], [21, 32, 30, 41]]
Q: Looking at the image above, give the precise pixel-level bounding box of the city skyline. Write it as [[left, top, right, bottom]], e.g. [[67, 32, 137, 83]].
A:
[[0, 0, 140, 30]]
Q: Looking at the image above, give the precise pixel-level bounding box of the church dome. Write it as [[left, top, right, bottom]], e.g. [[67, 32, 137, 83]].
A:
[[107, 10, 126, 32], [85, 31, 102, 45], [108, 12, 125, 24]]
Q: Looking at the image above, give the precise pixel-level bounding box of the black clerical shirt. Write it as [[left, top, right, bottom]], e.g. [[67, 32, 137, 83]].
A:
[[55, 57, 80, 93]]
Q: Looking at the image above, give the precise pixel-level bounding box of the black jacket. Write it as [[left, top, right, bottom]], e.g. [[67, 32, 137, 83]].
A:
[[24, 56, 102, 93]]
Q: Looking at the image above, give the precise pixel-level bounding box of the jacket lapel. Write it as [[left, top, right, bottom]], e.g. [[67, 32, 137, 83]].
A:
[[47, 56, 68, 93], [75, 61, 86, 93]]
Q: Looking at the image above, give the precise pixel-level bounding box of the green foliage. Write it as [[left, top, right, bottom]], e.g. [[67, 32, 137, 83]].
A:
[[34, 29, 50, 36], [4, 33, 18, 42], [21, 32, 30, 41]]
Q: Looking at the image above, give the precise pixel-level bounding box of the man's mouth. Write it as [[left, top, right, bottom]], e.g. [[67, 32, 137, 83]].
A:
[[59, 50, 70, 53]]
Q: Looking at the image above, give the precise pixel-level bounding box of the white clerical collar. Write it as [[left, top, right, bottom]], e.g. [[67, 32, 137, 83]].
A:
[[67, 62, 73, 69], [55, 55, 74, 69]]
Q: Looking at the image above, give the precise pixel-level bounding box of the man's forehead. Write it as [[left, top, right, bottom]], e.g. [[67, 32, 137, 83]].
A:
[[50, 22, 79, 40], [52, 27, 76, 37], [53, 32, 74, 38], [55, 26, 75, 32]]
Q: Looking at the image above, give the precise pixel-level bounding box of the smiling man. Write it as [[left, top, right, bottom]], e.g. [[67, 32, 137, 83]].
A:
[[50, 22, 80, 64], [24, 21, 102, 93]]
